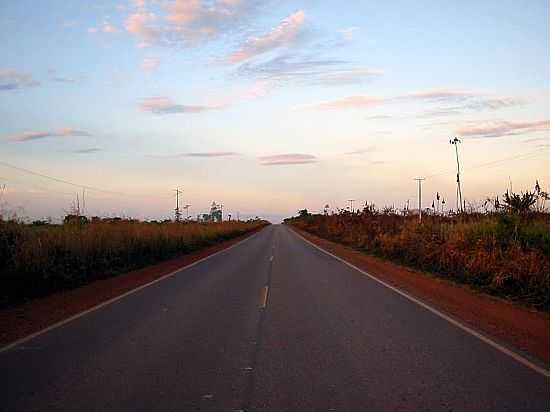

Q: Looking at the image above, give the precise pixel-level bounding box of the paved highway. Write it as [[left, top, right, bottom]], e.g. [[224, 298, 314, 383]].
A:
[[1, 225, 549, 411]]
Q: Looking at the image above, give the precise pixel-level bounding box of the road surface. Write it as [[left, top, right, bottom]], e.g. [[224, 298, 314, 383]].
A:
[[1, 225, 549, 411]]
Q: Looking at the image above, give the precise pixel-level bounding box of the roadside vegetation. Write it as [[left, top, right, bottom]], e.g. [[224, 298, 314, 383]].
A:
[[287, 184, 550, 310], [0, 217, 268, 307]]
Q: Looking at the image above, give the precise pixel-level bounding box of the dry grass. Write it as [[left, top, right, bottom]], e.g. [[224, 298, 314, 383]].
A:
[[0, 219, 268, 307], [288, 212, 550, 310]]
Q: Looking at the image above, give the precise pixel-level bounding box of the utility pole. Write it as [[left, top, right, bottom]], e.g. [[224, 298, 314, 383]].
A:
[[450, 137, 463, 213], [219, 204, 223, 222], [183, 204, 191, 220], [174, 188, 182, 222], [82, 188, 86, 216], [348, 199, 356, 213], [414, 178, 425, 223]]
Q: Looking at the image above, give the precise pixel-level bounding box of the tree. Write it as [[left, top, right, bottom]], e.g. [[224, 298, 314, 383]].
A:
[[298, 209, 310, 217]]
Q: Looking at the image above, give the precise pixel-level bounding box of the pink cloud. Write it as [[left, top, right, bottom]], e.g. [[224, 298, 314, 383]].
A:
[[0, 69, 40, 90], [297, 95, 384, 111], [125, 11, 160, 47], [457, 119, 550, 138], [185, 152, 239, 157], [407, 88, 475, 100], [345, 147, 376, 155], [138, 96, 213, 114], [225, 10, 305, 64], [10, 128, 91, 142], [142, 56, 160, 71], [124, 0, 259, 47], [258, 153, 317, 166]]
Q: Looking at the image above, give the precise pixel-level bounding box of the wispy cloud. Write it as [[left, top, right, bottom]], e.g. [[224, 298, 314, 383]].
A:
[[63, 20, 78, 28], [184, 151, 239, 157], [142, 56, 160, 71], [407, 89, 523, 117], [345, 147, 376, 155], [523, 137, 548, 144], [296, 95, 384, 111], [365, 114, 393, 120], [457, 119, 550, 138], [11, 128, 91, 142], [225, 10, 306, 64], [146, 151, 239, 159], [339, 27, 359, 41], [88, 17, 120, 34], [47, 69, 82, 84], [205, 80, 272, 107], [73, 148, 101, 153], [138, 96, 214, 114], [0, 69, 40, 91], [258, 153, 317, 166], [235, 50, 380, 87], [406, 88, 475, 101]]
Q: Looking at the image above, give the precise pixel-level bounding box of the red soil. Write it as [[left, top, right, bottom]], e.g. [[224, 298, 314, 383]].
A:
[[0, 230, 259, 348], [293, 227, 550, 367]]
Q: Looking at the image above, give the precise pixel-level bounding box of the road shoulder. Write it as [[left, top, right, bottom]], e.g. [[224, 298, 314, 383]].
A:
[[290, 225, 550, 367], [0, 229, 262, 348]]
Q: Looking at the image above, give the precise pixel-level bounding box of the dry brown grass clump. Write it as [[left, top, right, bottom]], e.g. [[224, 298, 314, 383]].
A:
[[0, 219, 267, 307], [289, 211, 550, 310]]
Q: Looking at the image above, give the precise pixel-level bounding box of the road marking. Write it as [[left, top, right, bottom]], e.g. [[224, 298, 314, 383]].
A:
[[259, 286, 269, 309], [291, 229, 550, 379], [0, 228, 267, 354]]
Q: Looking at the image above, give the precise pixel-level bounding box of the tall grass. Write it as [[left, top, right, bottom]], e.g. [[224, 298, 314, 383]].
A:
[[288, 211, 550, 310], [0, 219, 268, 307]]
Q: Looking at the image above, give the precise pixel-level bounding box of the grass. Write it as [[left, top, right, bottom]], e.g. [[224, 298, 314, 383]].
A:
[[0, 218, 268, 307], [287, 211, 550, 310]]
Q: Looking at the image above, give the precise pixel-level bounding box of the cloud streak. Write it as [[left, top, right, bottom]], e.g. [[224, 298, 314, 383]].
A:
[[142, 56, 160, 71], [185, 151, 239, 157], [296, 95, 384, 111], [345, 147, 376, 155], [237, 54, 380, 86], [258, 153, 317, 166], [11, 128, 91, 142], [225, 10, 305, 64], [406, 88, 475, 101], [0, 69, 40, 91], [457, 119, 550, 138], [138, 96, 213, 114], [73, 148, 101, 153]]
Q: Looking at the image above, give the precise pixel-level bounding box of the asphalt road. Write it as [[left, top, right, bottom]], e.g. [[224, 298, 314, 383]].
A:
[[1, 224, 549, 411]]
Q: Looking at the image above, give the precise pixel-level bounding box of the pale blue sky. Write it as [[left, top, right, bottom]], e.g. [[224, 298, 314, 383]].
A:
[[1, 0, 549, 222]]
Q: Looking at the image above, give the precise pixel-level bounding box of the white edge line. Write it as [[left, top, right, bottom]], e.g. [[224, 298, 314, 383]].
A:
[[290, 228, 550, 379], [0, 228, 266, 354]]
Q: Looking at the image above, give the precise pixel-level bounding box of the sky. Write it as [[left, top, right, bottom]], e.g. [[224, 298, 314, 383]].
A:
[[1, 0, 550, 223]]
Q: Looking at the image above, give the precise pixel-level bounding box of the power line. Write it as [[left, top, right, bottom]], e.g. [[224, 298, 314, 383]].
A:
[[424, 148, 550, 179], [0, 160, 129, 196]]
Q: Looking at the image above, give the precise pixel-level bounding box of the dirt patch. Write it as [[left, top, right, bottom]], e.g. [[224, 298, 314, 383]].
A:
[[0, 229, 260, 348], [292, 227, 550, 367]]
